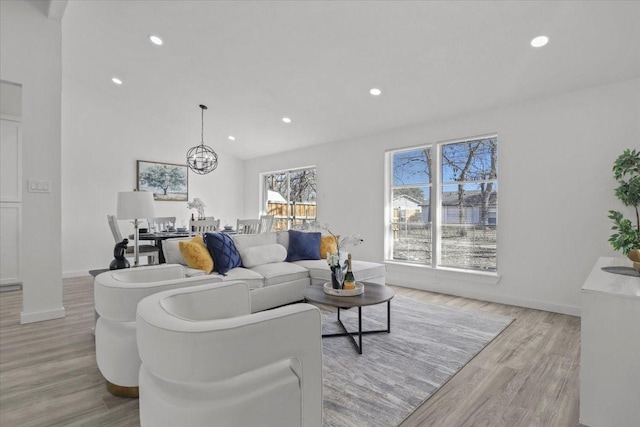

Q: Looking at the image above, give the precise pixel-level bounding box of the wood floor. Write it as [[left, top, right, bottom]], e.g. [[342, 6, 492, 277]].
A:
[[0, 276, 582, 427]]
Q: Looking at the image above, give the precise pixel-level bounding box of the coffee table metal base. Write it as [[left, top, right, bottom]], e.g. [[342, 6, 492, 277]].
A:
[[322, 301, 391, 354]]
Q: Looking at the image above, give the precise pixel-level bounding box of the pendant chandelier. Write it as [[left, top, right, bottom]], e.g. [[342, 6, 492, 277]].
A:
[[186, 104, 218, 175]]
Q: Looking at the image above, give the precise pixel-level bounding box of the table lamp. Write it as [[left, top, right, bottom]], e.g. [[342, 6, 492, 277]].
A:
[[117, 191, 155, 267]]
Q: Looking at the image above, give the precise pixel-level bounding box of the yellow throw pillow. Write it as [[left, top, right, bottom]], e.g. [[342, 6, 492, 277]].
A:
[[179, 235, 214, 274], [320, 235, 339, 259]]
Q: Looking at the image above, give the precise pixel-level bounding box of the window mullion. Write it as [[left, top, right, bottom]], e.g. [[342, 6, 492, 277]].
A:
[[286, 172, 291, 229], [432, 144, 442, 268]]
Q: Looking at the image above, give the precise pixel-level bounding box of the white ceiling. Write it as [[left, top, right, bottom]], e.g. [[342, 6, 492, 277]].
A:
[[62, 1, 640, 160]]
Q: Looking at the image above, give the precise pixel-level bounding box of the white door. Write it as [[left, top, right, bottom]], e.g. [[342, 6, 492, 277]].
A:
[[1, 116, 22, 287]]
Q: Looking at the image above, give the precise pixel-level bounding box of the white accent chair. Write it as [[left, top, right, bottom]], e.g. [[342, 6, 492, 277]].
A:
[[94, 264, 222, 396], [136, 281, 323, 427]]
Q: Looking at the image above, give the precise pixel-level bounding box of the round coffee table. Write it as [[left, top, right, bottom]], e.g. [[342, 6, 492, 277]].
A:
[[304, 282, 394, 354]]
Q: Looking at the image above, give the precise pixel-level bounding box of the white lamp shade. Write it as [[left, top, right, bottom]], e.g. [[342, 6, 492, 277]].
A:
[[117, 191, 155, 220]]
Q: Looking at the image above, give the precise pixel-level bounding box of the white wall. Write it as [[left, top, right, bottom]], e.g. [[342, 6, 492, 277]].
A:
[[244, 78, 640, 315], [61, 77, 245, 276], [0, 1, 65, 323]]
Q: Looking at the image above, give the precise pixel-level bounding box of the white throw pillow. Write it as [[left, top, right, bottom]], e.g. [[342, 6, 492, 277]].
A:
[[231, 232, 277, 252], [239, 244, 287, 268], [162, 238, 191, 265], [276, 231, 289, 250]]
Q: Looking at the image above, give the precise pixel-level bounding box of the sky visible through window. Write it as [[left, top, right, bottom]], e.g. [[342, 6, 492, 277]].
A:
[[393, 138, 498, 197]]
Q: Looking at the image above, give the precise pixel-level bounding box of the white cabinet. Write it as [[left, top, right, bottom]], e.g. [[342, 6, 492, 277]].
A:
[[580, 257, 640, 427], [0, 116, 22, 288]]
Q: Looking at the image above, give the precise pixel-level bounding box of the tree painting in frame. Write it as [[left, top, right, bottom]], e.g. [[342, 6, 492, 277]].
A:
[[137, 160, 188, 201]]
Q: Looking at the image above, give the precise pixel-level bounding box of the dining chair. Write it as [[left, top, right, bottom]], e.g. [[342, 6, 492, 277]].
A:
[[236, 219, 261, 234], [107, 215, 159, 265], [259, 215, 274, 233], [147, 216, 177, 232], [190, 218, 219, 235]]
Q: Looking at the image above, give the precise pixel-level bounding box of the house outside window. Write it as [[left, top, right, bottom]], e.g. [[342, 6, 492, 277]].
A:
[[263, 167, 317, 231], [387, 135, 498, 272]]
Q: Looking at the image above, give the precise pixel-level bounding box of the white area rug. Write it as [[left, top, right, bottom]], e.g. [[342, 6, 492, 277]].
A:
[[321, 295, 513, 426]]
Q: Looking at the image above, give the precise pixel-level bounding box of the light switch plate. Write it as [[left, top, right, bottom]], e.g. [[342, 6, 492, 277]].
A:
[[27, 179, 51, 193]]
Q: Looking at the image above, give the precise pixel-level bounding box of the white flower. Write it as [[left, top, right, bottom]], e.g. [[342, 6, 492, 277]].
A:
[[187, 198, 206, 210], [299, 221, 364, 264], [326, 253, 340, 268], [187, 198, 206, 218]]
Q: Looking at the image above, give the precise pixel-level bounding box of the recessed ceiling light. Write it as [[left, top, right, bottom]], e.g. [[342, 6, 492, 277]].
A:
[[530, 35, 549, 48], [228, 135, 236, 141], [369, 88, 382, 96], [282, 117, 292, 124], [111, 77, 123, 85], [149, 35, 163, 46]]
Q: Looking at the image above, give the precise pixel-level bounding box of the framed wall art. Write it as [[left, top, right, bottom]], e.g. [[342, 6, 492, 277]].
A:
[[136, 160, 188, 201]]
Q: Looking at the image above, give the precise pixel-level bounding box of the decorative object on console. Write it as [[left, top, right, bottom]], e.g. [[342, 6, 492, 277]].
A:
[[607, 148, 640, 272], [628, 248, 640, 273], [109, 239, 131, 270], [137, 160, 188, 202], [116, 191, 155, 267], [186, 104, 218, 175], [187, 197, 206, 220]]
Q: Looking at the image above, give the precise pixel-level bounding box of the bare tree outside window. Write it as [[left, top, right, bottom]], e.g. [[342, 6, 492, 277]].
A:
[[264, 168, 316, 230], [389, 136, 498, 272], [392, 148, 433, 263]]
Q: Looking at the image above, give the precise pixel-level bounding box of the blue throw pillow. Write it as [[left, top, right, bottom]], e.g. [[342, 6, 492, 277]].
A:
[[203, 232, 242, 275], [286, 230, 321, 262]]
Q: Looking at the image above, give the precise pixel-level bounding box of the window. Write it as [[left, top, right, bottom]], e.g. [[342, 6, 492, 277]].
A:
[[263, 167, 317, 231], [388, 135, 498, 272]]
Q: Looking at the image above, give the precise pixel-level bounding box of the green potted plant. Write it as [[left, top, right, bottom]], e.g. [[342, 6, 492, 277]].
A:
[[608, 148, 640, 271]]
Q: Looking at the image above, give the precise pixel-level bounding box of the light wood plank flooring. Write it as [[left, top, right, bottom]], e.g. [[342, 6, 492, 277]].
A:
[[0, 277, 582, 426]]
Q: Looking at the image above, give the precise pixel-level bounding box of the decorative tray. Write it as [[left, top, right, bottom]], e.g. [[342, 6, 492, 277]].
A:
[[323, 282, 364, 297]]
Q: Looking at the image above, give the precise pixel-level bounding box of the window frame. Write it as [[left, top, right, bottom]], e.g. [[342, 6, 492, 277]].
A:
[[261, 165, 317, 231], [385, 134, 498, 274]]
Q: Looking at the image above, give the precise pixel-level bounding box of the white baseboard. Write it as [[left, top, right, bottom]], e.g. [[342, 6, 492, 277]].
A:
[[63, 270, 91, 278], [20, 307, 66, 324], [0, 283, 22, 292], [391, 282, 581, 317]]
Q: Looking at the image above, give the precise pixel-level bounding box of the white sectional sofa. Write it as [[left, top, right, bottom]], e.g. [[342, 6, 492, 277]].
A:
[[94, 230, 386, 396], [163, 231, 386, 312]]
